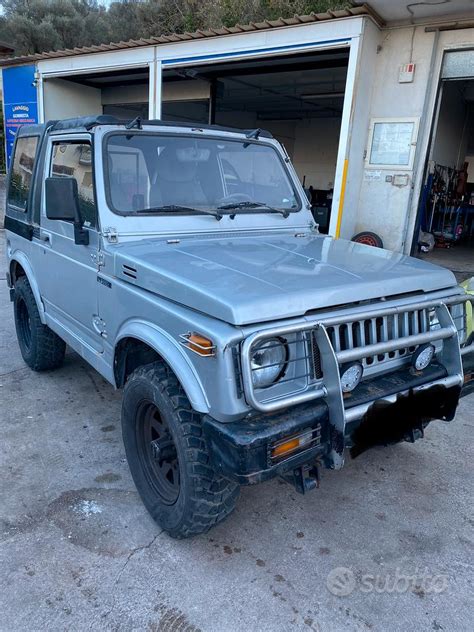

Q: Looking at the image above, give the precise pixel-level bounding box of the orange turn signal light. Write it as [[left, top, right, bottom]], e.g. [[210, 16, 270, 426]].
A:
[[271, 429, 315, 460], [271, 437, 301, 459], [188, 333, 214, 356]]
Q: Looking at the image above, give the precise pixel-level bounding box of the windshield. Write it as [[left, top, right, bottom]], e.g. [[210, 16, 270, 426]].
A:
[[105, 132, 300, 215]]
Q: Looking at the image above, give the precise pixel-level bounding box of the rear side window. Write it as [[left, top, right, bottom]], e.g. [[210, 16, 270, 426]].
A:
[[51, 141, 97, 227], [7, 136, 39, 211]]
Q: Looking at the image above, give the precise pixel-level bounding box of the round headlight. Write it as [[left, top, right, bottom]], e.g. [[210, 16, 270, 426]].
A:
[[251, 338, 287, 388], [412, 344, 435, 371], [340, 362, 363, 393]]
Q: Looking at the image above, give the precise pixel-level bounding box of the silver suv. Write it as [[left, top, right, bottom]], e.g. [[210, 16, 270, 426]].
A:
[[5, 116, 473, 538]]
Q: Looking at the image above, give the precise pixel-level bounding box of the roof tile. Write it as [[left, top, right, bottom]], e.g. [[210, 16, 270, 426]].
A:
[[0, 4, 381, 67]]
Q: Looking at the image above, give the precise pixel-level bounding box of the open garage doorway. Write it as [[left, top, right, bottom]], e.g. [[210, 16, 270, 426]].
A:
[[416, 70, 474, 283], [43, 66, 150, 122], [162, 48, 349, 233]]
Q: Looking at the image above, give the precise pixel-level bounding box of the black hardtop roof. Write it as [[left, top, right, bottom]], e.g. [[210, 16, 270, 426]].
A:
[[17, 123, 47, 137], [18, 115, 273, 139]]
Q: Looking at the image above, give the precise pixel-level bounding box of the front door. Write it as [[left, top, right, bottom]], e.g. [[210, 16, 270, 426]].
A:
[[32, 135, 103, 353]]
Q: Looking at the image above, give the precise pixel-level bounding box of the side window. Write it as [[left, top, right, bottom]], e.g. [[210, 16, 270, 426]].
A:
[[7, 136, 39, 211], [50, 141, 97, 227]]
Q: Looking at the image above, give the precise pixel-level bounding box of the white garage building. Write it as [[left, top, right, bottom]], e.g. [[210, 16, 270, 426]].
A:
[[2, 1, 474, 260]]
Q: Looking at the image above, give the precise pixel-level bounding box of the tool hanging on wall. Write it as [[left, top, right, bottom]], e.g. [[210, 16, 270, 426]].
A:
[[419, 161, 470, 249]]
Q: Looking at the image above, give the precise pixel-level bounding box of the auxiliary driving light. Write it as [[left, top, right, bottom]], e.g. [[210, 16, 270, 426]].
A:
[[340, 362, 364, 393], [412, 343, 435, 371]]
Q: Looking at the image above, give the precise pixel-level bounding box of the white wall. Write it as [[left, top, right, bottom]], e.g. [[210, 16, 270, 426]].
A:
[[43, 78, 101, 119], [344, 24, 474, 252], [163, 79, 210, 102], [292, 118, 341, 190], [216, 110, 341, 189], [345, 24, 436, 252], [101, 84, 148, 105], [262, 120, 296, 159], [45, 77, 209, 118], [101, 79, 209, 107], [334, 19, 380, 242]]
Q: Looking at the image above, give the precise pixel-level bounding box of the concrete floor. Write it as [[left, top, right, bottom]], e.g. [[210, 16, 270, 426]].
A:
[[420, 243, 474, 284], [1, 230, 473, 632]]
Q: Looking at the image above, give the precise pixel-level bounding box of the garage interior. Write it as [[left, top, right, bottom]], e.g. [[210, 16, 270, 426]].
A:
[[42, 48, 348, 234], [43, 67, 150, 121], [162, 49, 348, 233], [418, 77, 474, 282]]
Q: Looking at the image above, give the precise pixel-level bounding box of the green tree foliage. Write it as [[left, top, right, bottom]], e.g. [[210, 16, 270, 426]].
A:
[[0, 0, 112, 55], [0, 0, 350, 57]]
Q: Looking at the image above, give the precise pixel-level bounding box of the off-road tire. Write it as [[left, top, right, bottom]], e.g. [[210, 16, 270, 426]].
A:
[[14, 276, 66, 371], [122, 362, 240, 538]]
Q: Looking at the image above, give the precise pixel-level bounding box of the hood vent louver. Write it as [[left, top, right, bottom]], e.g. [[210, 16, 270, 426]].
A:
[[122, 264, 137, 280]]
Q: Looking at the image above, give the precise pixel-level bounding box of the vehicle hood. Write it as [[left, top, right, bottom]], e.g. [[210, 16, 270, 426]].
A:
[[113, 232, 457, 325]]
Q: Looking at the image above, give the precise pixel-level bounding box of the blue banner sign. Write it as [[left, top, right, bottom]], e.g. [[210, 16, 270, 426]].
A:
[[2, 65, 39, 167]]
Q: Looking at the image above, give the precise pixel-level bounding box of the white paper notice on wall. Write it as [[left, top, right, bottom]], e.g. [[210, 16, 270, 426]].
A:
[[392, 173, 410, 187], [399, 63, 415, 83], [364, 170, 382, 181]]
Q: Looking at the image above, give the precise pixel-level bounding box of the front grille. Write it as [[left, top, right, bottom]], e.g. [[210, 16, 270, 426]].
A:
[[239, 295, 468, 414], [325, 308, 431, 368], [309, 332, 323, 379]]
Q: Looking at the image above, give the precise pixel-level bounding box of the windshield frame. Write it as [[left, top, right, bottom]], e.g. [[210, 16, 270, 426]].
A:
[[102, 130, 303, 217]]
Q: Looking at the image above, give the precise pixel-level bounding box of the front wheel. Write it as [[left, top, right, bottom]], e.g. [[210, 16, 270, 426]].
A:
[[13, 276, 66, 371], [121, 362, 240, 538]]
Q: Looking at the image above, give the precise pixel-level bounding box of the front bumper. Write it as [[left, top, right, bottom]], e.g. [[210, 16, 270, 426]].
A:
[[204, 360, 472, 486], [237, 294, 473, 471], [203, 399, 329, 485]]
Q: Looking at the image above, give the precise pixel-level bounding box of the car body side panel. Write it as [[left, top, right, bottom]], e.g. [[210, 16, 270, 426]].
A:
[[96, 266, 247, 420], [114, 320, 210, 413], [8, 243, 46, 323]]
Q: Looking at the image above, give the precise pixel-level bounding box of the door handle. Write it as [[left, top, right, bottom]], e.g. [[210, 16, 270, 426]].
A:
[[39, 231, 51, 244]]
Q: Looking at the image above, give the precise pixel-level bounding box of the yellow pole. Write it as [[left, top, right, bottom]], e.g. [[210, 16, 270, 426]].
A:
[[335, 158, 349, 239]]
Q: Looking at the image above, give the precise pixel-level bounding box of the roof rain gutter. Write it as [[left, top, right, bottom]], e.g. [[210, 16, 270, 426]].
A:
[[425, 20, 474, 32]]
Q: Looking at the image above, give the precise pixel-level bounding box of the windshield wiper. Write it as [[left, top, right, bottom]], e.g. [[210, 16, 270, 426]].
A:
[[136, 205, 223, 220], [217, 201, 291, 219]]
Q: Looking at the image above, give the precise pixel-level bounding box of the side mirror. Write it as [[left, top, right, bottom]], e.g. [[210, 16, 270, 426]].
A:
[[45, 177, 89, 245]]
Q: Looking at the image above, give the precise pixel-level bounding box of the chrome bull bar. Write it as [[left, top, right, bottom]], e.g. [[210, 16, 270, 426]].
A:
[[241, 295, 472, 469]]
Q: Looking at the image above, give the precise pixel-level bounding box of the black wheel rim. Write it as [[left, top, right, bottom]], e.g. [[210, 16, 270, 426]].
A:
[[17, 297, 32, 353], [136, 401, 180, 505]]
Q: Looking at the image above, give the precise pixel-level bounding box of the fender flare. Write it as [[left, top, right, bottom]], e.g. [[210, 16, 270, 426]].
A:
[[115, 319, 210, 414], [9, 253, 46, 324]]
